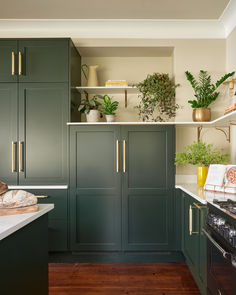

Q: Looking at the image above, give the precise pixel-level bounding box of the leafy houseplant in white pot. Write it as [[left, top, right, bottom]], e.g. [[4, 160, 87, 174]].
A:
[[78, 97, 101, 122], [175, 141, 230, 187], [98, 94, 119, 122], [185, 70, 235, 122]]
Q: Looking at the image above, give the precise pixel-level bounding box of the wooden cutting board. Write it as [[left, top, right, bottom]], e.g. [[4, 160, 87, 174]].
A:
[[0, 205, 39, 216]]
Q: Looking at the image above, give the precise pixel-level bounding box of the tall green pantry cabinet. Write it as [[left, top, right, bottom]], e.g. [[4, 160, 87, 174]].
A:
[[0, 39, 81, 251], [69, 125, 178, 259]]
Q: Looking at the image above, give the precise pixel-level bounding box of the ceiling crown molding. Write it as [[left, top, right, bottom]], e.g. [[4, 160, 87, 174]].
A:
[[220, 0, 236, 37], [0, 19, 226, 39]]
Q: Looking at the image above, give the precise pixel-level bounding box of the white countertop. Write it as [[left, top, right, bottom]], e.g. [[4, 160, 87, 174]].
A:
[[176, 183, 236, 214], [0, 204, 54, 241]]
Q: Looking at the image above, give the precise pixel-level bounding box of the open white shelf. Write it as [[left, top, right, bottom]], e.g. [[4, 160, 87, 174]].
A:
[[68, 110, 236, 127]]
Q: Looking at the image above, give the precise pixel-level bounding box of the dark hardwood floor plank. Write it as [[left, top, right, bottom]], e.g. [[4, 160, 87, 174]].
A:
[[49, 262, 201, 295]]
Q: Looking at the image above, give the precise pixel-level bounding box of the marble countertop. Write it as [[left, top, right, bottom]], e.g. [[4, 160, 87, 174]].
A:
[[176, 183, 236, 215], [0, 204, 54, 241]]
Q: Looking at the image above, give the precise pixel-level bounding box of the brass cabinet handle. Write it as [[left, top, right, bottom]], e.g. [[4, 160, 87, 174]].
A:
[[36, 195, 49, 199], [11, 141, 17, 172], [18, 52, 22, 75], [193, 202, 206, 209], [189, 205, 199, 235], [11, 52, 15, 75], [116, 140, 119, 173], [123, 140, 126, 173], [19, 141, 24, 172]]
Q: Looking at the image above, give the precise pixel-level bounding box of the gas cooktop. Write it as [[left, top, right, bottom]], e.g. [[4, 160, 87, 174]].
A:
[[213, 198, 236, 216]]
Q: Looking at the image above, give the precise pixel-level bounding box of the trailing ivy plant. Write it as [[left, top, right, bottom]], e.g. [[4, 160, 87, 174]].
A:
[[185, 70, 235, 108], [175, 141, 230, 167], [135, 73, 180, 122]]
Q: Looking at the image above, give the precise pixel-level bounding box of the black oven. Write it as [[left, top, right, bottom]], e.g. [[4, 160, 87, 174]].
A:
[[203, 203, 236, 295]]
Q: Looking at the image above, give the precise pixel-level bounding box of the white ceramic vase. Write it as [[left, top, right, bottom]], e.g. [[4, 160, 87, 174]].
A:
[[105, 114, 115, 122], [86, 110, 100, 122]]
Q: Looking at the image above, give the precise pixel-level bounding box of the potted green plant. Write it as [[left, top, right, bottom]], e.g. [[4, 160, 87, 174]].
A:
[[175, 141, 230, 186], [135, 73, 180, 122], [96, 94, 119, 122], [185, 70, 235, 122], [78, 96, 101, 122]]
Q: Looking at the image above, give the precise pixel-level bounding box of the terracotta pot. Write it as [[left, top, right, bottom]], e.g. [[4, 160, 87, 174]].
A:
[[86, 110, 100, 122], [192, 108, 211, 122], [197, 166, 208, 187]]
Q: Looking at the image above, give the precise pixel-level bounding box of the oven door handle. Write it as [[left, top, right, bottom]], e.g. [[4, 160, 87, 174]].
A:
[[202, 228, 233, 262]]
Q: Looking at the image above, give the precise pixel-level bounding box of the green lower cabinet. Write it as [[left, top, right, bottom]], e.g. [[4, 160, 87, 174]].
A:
[[69, 125, 177, 255], [29, 189, 68, 252], [181, 191, 207, 295]]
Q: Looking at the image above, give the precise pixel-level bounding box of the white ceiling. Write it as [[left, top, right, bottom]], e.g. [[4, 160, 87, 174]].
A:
[[0, 0, 230, 19]]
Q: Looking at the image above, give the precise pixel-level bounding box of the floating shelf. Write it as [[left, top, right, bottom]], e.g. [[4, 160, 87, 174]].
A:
[[75, 86, 138, 108]]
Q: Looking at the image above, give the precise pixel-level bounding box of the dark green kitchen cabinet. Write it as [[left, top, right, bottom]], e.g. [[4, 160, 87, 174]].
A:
[[18, 40, 68, 83], [181, 191, 207, 295], [0, 40, 18, 82], [0, 38, 81, 185], [69, 126, 122, 251], [18, 83, 68, 184], [30, 189, 68, 252], [122, 126, 175, 251], [0, 83, 18, 184], [69, 125, 176, 253]]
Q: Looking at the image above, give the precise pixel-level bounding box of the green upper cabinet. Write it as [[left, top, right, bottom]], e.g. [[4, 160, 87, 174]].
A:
[[0, 83, 18, 184], [70, 126, 122, 251], [18, 83, 68, 185], [0, 40, 18, 82], [121, 126, 175, 251], [18, 40, 69, 83]]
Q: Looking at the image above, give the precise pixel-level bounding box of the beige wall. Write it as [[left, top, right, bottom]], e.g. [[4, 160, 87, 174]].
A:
[[79, 38, 230, 175], [226, 26, 236, 164]]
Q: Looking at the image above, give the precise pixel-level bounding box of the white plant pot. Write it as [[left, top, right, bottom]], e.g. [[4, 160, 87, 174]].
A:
[[86, 110, 100, 122], [105, 114, 115, 122]]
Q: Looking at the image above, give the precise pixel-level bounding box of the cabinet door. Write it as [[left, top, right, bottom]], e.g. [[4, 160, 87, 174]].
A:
[[0, 40, 18, 82], [30, 189, 68, 252], [198, 207, 207, 293], [182, 192, 199, 275], [18, 83, 68, 185], [0, 83, 18, 184], [70, 126, 122, 251], [122, 126, 175, 251], [18, 40, 69, 83]]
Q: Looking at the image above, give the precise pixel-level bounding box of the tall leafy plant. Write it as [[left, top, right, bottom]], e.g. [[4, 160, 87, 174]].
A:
[[136, 73, 180, 122], [185, 70, 235, 108]]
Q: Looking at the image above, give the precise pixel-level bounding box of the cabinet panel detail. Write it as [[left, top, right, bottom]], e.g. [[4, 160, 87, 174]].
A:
[[0, 40, 18, 82]]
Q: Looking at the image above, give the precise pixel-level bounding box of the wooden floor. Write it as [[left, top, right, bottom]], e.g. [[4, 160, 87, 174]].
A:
[[49, 262, 201, 295]]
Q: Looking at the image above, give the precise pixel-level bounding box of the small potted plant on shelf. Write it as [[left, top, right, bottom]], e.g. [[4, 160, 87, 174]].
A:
[[135, 73, 180, 122], [78, 96, 101, 122], [175, 141, 230, 187], [185, 70, 235, 122], [96, 94, 119, 122]]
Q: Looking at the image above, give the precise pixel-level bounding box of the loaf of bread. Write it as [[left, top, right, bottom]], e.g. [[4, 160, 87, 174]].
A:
[[0, 190, 37, 209], [0, 182, 8, 196]]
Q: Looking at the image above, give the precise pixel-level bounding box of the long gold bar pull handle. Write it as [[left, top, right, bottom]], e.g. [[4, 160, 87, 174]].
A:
[[19, 141, 23, 172], [11, 52, 15, 75], [11, 142, 16, 172], [36, 195, 49, 199], [123, 140, 126, 173], [189, 205, 199, 235], [189, 205, 192, 235], [18, 52, 22, 75], [116, 140, 119, 173]]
